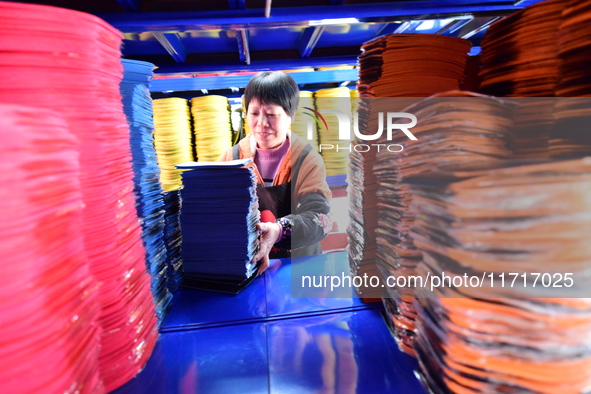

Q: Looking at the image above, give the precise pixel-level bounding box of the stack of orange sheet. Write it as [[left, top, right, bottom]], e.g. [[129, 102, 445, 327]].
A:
[[550, 98, 591, 158], [410, 157, 591, 393], [551, 0, 591, 159], [356, 36, 386, 98], [348, 34, 470, 302], [351, 34, 471, 347], [478, 0, 566, 161], [347, 98, 382, 298], [375, 91, 514, 355], [347, 37, 386, 297], [556, 0, 591, 97], [371, 35, 471, 97], [479, 0, 565, 97], [511, 98, 553, 159]]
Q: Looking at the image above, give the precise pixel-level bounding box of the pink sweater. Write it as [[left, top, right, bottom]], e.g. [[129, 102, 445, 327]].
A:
[[254, 137, 290, 187]]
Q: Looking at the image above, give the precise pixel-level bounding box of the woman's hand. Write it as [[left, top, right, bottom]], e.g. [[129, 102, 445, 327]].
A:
[[254, 222, 282, 275]]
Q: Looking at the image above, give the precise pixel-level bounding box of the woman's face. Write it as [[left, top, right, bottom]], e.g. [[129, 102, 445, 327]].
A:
[[247, 99, 291, 150]]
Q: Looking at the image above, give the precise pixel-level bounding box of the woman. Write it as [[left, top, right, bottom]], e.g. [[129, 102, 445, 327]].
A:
[[220, 71, 332, 274]]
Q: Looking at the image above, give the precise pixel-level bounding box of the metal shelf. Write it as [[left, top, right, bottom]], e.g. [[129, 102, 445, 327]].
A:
[[28, 0, 541, 92], [149, 68, 357, 92]]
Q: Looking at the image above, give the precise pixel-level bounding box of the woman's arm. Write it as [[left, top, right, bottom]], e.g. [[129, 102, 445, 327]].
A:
[[276, 151, 333, 250], [275, 192, 332, 250]]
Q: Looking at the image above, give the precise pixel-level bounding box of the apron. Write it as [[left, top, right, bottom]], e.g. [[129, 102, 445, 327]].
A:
[[233, 143, 321, 258]]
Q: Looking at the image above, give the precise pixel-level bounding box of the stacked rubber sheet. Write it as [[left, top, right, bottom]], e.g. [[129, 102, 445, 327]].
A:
[[191, 95, 233, 162], [556, 0, 591, 97], [410, 157, 591, 393], [0, 103, 102, 394], [0, 2, 158, 391], [177, 159, 260, 293], [346, 96, 383, 299], [347, 38, 387, 300], [511, 98, 553, 159], [361, 34, 471, 97], [162, 190, 184, 292], [374, 91, 514, 354], [479, 0, 564, 97], [350, 33, 471, 297], [120, 59, 172, 323], [152, 97, 194, 192], [550, 98, 591, 158], [477, 0, 566, 160]]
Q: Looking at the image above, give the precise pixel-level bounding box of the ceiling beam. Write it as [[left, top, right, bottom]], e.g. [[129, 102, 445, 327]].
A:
[[513, 0, 546, 5], [264, 0, 272, 17], [435, 19, 462, 34], [460, 16, 502, 39], [99, 2, 523, 32], [228, 0, 246, 9], [392, 20, 415, 34], [152, 56, 358, 75], [149, 69, 358, 92], [299, 26, 325, 58], [372, 22, 403, 38], [438, 17, 474, 34], [152, 32, 187, 63], [236, 29, 251, 64], [115, 0, 141, 12]]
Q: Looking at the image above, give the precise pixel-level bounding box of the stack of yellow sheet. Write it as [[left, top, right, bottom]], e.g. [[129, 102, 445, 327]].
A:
[[152, 98, 194, 191]]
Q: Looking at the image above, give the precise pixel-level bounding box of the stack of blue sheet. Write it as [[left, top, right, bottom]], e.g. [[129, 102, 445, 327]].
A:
[[162, 189, 184, 292], [120, 59, 172, 322], [177, 159, 260, 293]]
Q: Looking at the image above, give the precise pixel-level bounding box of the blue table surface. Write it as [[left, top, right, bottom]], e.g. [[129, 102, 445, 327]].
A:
[[115, 252, 425, 394], [162, 252, 376, 331]]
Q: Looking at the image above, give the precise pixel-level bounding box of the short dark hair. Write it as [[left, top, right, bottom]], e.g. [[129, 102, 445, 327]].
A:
[[244, 71, 299, 118]]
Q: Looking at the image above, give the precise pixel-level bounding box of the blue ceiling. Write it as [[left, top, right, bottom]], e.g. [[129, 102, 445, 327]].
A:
[[14, 0, 544, 92]]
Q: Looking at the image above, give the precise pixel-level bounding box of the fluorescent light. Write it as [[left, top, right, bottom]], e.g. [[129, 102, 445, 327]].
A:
[[416, 18, 456, 32], [309, 18, 360, 26], [416, 20, 435, 31]]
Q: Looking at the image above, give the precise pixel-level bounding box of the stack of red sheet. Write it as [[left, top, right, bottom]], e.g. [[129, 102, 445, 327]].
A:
[[373, 91, 513, 354], [479, 0, 565, 97], [0, 104, 103, 393], [0, 2, 158, 391], [410, 158, 591, 393]]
